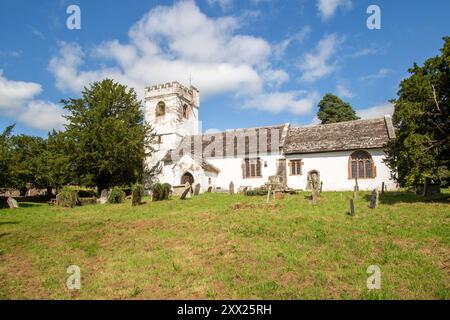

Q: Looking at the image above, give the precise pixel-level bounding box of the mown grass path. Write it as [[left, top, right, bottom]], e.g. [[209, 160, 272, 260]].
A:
[[0, 192, 448, 299]]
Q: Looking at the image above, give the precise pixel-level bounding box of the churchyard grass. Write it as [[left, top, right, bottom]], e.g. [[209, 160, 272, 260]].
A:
[[0, 191, 448, 299]]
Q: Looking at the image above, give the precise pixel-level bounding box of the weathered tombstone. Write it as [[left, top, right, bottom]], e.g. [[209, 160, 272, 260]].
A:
[[207, 186, 213, 193], [194, 183, 201, 196], [180, 183, 192, 200], [266, 186, 273, 204], [310, 172, 320, 205], [370, 189, 379, 209], [349, 198, 355, 216], [99, 189, 109, 204], [7, 197, 19, 209], [229, 182, 234, 195], [381, 182, 385, 195], [353, 177, 359, 199]]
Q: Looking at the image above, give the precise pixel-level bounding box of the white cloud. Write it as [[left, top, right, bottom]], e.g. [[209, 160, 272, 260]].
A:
[[357, 102, 394, 119], [243, 90, 320, 115], [0, 70, 42, 109], [17, 100, 67, 131], [317, 0, 352, 20], [273, 26, 311, 60], [206, 0, 233, 11], [0, 70, 66, 131], [336, 84, 353, 98], [298, 33, 342, 82], [49, 1, 280, 98], [361, 68, 392, 81]]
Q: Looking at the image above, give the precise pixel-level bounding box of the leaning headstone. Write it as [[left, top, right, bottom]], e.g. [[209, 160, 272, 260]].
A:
[[99, 189, 108, 204], [7, 197, 19, 209], [180, 183, 192, 200], [370, 189, 379, 209], [194, 183, 201, 196], [349, 198, 355, 216], [229, 182, 234, 195]]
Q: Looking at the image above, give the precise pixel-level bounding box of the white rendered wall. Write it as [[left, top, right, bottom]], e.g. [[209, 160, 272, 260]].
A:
[[206, 154, 280, 190], [285, 149, 398, 191]]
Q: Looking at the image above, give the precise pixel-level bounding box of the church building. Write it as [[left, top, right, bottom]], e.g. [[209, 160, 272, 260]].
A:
[[144, 81, 398, 192]]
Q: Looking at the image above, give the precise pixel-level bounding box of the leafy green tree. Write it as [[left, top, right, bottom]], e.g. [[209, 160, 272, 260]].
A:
[[10, 134, 48, 195], [0, 124, 15, 187], [62, 79, 157, 191], [385, 37, 450, 188], [317, 94, 360, 124]]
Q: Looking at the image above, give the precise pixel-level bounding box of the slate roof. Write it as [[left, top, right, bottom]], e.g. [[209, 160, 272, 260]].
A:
[[162, 117, 396, 165], [283, 116, 395, 154], [176, 124, 290, 159]]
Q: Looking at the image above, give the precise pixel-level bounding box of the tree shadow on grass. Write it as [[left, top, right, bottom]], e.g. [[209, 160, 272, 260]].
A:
[[0, 221, 19, 226], [363, 191, 450, 205]]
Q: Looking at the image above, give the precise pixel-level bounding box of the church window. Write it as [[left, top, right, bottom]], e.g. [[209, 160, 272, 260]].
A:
[[289, 159, 302, 176], [156, 101, 165, 117], [243, 158, 262, 179], [349, 150, 376, 179], [182, 104, 189, 119]]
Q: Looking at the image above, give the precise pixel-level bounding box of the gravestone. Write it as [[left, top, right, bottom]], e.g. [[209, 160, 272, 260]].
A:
[[353, 177, 359, 199], [194, 183, 201, 196], [381, 182, 385, 195], [310, 173, 320, 205], [99, 189, 109, 204], [349, 198, 355, 216], [266, 186, 273, 204], [319, 181, 323, 194], [180, 183, 192, 200], [370, 189, 379, 209], [207, 186, 213, 193], [229, 182, 234, 195], [7, 197, 19, 209]]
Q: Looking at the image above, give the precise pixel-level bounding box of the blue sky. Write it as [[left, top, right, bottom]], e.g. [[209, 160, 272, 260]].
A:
[[0, 0, 449, 137]]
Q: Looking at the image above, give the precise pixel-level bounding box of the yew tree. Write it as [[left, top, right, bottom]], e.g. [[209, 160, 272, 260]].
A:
[[385, 37, 450, 188]]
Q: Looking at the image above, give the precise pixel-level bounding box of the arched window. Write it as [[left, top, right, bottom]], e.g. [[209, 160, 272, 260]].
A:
[[182, 104, 189, 119], [349, 150, 376, 179], [156, 101, 165, 117]]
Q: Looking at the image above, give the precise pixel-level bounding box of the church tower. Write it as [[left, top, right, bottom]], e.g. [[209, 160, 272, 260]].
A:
[[144, 81, 200, 180]]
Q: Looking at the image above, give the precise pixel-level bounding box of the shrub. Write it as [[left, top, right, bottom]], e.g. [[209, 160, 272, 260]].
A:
[[108, 187, 126, 204], [131, 183, 145, 206], [152, 183, 172, 201], [246, 187, 269, 196], [56, 187, 80, 208], [118, 186, 132, 196], [162, 183, 172, 200]]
